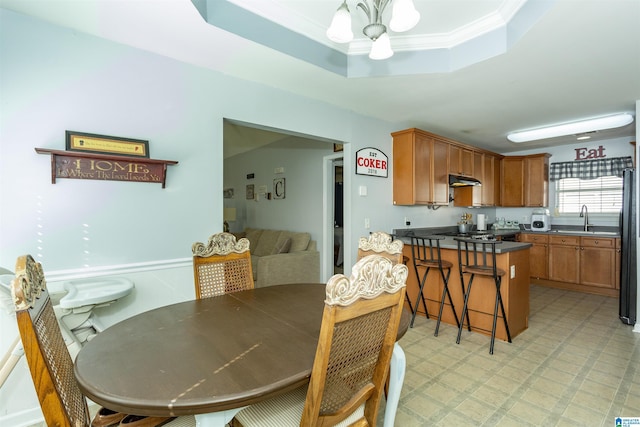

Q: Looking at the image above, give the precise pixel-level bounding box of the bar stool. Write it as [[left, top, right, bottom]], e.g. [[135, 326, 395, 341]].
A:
[[454, 237, 512, 354], [410, 235, 460, 336]]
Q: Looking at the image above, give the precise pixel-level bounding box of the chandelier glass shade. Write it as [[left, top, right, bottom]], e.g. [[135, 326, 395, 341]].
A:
[[326, 0, 421, 60]]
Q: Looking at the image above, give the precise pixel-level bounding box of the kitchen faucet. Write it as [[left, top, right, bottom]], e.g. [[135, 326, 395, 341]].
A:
[[579, 204, 589, 231]]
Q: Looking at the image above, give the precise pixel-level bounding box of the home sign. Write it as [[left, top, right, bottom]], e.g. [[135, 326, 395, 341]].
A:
[[356, 147, 388, 178], [35, 148, 178, 188]]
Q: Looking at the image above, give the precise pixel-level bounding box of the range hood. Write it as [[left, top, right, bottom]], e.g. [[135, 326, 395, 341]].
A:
[[449, 174, 482, 187]]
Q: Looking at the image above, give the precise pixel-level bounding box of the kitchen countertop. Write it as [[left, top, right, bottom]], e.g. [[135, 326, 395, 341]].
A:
[[520, 228, 620, 237], [392, 227, 531, 254]]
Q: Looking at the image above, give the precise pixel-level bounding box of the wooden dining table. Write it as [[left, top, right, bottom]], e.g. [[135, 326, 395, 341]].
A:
[[74, 283, 410, 427]]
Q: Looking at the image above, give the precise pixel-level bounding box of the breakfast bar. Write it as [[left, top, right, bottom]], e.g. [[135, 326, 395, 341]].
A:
[[394, 228, 532, 341]]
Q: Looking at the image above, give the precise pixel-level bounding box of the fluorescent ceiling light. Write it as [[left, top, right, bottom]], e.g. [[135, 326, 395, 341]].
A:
[[507, 113, 634, 143]]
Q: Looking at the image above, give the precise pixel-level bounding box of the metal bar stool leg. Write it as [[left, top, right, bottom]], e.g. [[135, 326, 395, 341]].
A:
[[489, 277, 512, 354], [401, 256, 415, 315], [456, 274, 474, 345], [410, 266, 430, 327], [434, 267, 459, 336]]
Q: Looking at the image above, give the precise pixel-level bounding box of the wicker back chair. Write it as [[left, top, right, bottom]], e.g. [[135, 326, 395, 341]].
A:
[[357, 231, 404, 265], [192, 232, 254, 299], [11, 254, 92, 426], [233, 255, 408, 427], [11, 255, 196, 427]]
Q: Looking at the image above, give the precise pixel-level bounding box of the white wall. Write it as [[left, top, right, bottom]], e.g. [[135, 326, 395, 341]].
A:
[[0, 9, 397, 424]]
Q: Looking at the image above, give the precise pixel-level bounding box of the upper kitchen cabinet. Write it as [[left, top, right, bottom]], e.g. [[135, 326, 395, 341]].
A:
[[500, 153, 551, 207], [392, 128, 449, 206], [453, 151, 502, 207], [449, 144, 474, 177], [525, 153, 551, 207]]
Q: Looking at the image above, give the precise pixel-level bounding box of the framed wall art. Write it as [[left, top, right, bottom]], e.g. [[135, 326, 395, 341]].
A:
[[273, 178, 285, 199], [66, 130, 150, 158], [246, 184, 255, 200]]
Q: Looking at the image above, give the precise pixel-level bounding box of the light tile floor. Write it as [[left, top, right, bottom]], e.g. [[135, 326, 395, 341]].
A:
[[378, 284, 640, 426]]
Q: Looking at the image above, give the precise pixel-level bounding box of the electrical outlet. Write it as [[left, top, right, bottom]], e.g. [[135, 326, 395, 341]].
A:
[[364, 218, 370, 229], [404, 217, 410, 226], [510, 265, 516, 278]]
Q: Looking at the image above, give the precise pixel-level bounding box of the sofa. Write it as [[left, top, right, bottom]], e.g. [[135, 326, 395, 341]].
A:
[[239, 228, 320, 288]]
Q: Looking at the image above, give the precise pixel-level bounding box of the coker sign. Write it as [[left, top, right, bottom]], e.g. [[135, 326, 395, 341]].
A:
[[355, 147, 388, 178]]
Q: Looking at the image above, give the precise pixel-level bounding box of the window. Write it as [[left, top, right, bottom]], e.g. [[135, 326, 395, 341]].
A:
[[555, 175, 623, 214]]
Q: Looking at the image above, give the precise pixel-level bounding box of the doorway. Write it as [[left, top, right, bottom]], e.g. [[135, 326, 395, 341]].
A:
[[224, 119, 346, 283], [333, 162, 343, 275]]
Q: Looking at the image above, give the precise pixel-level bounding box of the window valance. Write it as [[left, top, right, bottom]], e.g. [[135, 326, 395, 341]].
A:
[[550, 156, 633, 181]]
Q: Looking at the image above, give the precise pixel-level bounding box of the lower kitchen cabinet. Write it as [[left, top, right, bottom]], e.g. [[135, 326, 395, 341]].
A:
[[528, 233, 620, 297], [548, 235, 580, 283], [519, 233, 548, 279], [580, 237, 617, 289]]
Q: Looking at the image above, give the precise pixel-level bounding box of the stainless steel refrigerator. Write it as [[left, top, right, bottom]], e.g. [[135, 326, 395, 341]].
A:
[[619, 168, 637, 325]]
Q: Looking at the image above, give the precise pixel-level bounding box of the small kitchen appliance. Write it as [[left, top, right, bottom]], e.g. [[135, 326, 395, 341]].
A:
[[531, 208, 551, 232]]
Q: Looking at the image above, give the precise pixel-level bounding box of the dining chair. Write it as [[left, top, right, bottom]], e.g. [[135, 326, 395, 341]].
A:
[[357, 231, 413, 313], [357, 231, 404, 264], [10, 254, 195, 427], [232, 254, 408, 427], [192, 232, 254, 299]]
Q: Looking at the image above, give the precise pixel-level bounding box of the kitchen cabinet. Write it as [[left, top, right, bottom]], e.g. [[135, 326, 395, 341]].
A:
[[500, 156, 524, 206], [449, 144, 474, 177], [580, 237, 617, 289], [453, 152, 500, 207], [519, 233, 548, 279], [533, 233, 620, 297], [548, 235, 580, 283], [392, 128, 448, 206], [525, 153, 550, 207], [483, 153, 499, 206], [500, 153, 550, 207]]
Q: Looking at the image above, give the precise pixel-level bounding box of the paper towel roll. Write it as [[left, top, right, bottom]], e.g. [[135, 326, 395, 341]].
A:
[[477, 214, 486, 231]]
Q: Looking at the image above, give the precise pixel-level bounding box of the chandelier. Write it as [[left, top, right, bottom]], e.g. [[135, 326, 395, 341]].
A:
[[326, 0, 421, 60]]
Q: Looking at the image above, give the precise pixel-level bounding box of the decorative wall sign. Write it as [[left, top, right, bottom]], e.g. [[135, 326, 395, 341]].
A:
[[35, 148, 177, 188], [223, 188, 234, 199], [66, 130, 150, 158], [355, 147, 388, 178], [246, 184, 255, 200], [273, 178, 285, 199], [574, 145, 606, 160]]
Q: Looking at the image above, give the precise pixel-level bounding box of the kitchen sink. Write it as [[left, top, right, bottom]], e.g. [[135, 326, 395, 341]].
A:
[[550, 230, 619, 236]]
